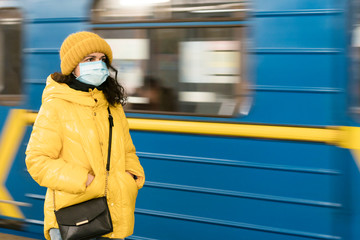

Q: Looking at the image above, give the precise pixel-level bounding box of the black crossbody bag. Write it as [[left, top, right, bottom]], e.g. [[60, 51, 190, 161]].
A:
[[53, 107, 114, 240]]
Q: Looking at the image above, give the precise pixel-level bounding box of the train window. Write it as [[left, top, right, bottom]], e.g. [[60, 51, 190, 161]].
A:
[[351, 0, 360, 116], [93, 1, 249, 117], [94, 27, 248, 116], [0, 8, 22, 106], [92, 0, 248, 23]]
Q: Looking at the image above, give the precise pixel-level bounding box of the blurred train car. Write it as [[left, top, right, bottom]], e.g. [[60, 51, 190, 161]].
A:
[[1, 0, 360, 239]]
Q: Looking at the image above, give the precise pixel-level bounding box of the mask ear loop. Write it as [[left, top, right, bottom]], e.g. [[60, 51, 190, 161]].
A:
[[72, 72, 78, 78], [109, 65, 118, 81], [72, 62, 81, 78]]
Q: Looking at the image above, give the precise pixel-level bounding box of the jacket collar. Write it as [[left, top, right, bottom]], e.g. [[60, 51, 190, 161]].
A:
[[42, 75, 108, 107], [66, 79, 104, 92]]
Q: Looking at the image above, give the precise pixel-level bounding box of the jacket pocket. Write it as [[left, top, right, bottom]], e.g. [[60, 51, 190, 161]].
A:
[[123, 173, 138, 207], [54, 176, 105, 210], [85, 175, 105, 197]]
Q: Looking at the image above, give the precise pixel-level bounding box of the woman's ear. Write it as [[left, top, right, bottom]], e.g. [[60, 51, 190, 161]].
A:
[[73, 64, 80, 77]]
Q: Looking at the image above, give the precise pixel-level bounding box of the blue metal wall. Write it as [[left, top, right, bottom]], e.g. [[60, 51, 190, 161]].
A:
[[241, 0, 348, 126], [130, 0, 353, 239], [1, 0, 359, 240], [131, 0, 352, 239], [22, 0, 92, 111]]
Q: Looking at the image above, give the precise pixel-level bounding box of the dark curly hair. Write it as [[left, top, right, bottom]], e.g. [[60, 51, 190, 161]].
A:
[[51, 58, 127, 106]]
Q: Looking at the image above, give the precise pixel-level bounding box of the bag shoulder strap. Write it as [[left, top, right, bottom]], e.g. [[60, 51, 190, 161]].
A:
[[106, 106, 113, 172], [105, 106, 113, 196]]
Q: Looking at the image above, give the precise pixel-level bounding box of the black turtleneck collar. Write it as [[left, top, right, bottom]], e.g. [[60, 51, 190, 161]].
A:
[[66, 79, 104, 92]]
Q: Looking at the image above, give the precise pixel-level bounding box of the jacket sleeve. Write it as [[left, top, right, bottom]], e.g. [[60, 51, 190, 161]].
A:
[[25, 101, 89, 194], [118, 106, 145, 189]]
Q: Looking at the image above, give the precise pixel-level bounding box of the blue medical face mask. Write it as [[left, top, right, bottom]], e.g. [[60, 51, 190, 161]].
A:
[[75, 60, 109, 87]]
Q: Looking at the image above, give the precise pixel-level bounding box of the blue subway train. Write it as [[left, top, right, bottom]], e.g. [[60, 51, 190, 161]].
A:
[[1, 0, 360, 239]]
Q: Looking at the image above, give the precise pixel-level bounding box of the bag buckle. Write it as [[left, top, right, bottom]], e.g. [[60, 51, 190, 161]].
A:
[[76, 220, 89, 226]]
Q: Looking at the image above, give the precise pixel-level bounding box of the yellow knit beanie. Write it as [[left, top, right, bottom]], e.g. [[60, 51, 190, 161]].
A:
[[60, 31, 113, 75]]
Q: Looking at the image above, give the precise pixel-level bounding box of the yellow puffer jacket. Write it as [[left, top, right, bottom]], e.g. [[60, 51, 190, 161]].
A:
[[25, 76, 145, 240]]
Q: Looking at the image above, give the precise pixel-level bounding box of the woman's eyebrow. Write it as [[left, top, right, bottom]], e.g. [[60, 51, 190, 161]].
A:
[[87, 54, 106, 57]]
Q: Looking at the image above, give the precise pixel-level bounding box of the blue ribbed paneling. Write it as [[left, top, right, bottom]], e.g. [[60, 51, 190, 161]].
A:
[[134, 210, 341, 240], [252, 0, 341, 11], [20, 1, 91, 112], [244, 91, 336, 125], [129, 126, 344, 239], [1, 0, 356, 240], [254, 52, 340, 88], [22, 0, 90, 20], [253, 15, 340, 49], [23, 52, 60, 80], [247, 5, 346, 125]]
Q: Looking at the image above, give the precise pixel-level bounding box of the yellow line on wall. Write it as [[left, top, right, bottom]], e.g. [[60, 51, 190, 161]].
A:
[[0, 109, 28, 218], [24, 112, 359, 148], [128, 118, 341, 144]]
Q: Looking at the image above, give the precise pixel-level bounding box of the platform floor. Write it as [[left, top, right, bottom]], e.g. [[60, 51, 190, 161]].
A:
[[0, 233, 39, 240]]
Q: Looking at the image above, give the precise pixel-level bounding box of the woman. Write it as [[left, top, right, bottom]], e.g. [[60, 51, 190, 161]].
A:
[[25, 31, 145, 240]]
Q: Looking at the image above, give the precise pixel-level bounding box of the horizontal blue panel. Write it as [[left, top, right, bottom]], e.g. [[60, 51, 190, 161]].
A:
[[133, 136, 342, 175], [242, 91, 336, 125], [253, 14, 343, 49], [136, 186, 337, 234], [138, 154, 338, 202], [23, 53, 60, 80], [24, 83, 45, 111], [131, 132, 346, 204], [131, 133, 338, 171], [144, 181, 339, 207], [23, 0, 90, 20], [253, 0, 341, 11], [24, 22, 86, 49], [134, 211, 340, 240], [255, 53, 340, 88]]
